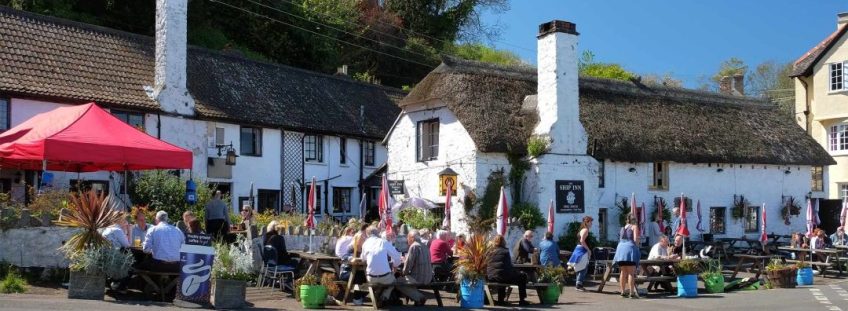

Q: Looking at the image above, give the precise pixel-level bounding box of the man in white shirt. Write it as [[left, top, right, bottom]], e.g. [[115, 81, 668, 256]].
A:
[[360, 226, 420, 305], [102, 216, 130, 249], [142, 211, 185, 272], [646, 235, 673, 292], [335, 227, 355, 259]]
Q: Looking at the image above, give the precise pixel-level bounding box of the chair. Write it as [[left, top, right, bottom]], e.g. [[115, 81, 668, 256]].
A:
[[259, 245, 295, 292]]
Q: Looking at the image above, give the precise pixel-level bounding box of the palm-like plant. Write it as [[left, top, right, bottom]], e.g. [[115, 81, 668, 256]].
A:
[[452, 234, 491, 284], [56, 190, 124, 252]]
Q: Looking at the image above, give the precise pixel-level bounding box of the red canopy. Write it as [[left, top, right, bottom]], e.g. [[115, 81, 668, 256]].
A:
[[0, 103, 192, 172]]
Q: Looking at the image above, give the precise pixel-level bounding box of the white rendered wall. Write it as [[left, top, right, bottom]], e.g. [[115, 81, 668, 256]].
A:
[[524, 154, 600, 238], [534, 29, 586, 154]]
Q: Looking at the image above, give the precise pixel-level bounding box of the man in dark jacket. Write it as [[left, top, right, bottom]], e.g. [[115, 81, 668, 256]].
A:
[[487, 235, 529, 306]]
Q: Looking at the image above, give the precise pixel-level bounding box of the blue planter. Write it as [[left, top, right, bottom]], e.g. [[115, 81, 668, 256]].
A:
[[797, 267, 814, 286], [677, 274, 698, 298], [459, 279, 484, 308]]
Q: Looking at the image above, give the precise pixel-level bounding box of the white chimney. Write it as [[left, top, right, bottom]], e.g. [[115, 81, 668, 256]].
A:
[[839, 12, 848, 30], [153, 0, 195, 116], [533, 20, 587, 155]]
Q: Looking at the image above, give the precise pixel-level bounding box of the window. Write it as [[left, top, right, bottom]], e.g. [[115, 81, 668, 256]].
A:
[[841, 184, 848, 200], [339, 138, 347, 165], [0, 97, 9, 131], [240, 127, 262, 156], [111, 110, 144, 131], [710, 207, 726, 234], [364, 141, 376, 166], [812, 166, 824, 192], [215, 127, 225, 146], [830, 124, 848, 152], [598, 208, 608, 241], [651, 162, 670, 190], [332, 187, 352, 214], [744, 205, 759, 233], [597, 159, 605, 188], [416, 119, 439, 161], [304, 135, 324, 162], [257, 189, 280, 213], [831, 62, 845, 91]]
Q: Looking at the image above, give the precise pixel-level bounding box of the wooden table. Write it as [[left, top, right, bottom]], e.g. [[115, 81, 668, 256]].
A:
[[731, 254, 776, 279], [341, 259, 365, 305], [778, 246, 845, 276], [717, 237, 762, 252], [290, 251, 341, 276], [596, 259, 685, 293]]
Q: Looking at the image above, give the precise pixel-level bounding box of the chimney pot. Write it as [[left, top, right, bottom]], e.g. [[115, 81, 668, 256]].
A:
[[538, 20, 579, 38]]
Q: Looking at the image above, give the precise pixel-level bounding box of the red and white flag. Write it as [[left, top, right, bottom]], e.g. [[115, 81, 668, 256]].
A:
[[547, 200, 555, 234], [378, 174, 394, 237], [630, 193, 637, 223], [657, 198, 665, 233], [760, 203, 768, 245], [495, 186, 509, 237], [840, 197, 848, 229], [304, 177, 316, 229], [806, 198, 814, 237], [676, 194, 689, 237], [442, 179, 452, 230]]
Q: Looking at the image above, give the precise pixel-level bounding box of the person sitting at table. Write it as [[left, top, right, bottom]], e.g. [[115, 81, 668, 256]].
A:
[[453, 233, 466, 253], [336, 227, 355, 259], [142, 211, 185, 273], [670, 234, 686, 259], [131, 206, 150, 245], [430, 230, 454, 281], [419, 228, 432, 247], [187, 219, 204, 234], [399, 231, 430, 306], [204, 190, 230, 240], [352, 224, 369, 257], [646, 235, 673, 292], [360, 226, 410, 306], [831, 227, 847, 247], [567, 216, 593, 291], [487, 235, 530, 306], [177, 210, 196, 233], [264, 221, 294, 266], [516, 230, 536, 264], [540, 231, 561, 267], [102, 214, 131, 249]]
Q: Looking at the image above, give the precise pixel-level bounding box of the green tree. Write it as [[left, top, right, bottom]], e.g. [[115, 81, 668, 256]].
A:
[[710, 57, 748, 84], [578, 51, 636, 81], [450, 42, 523, 65]]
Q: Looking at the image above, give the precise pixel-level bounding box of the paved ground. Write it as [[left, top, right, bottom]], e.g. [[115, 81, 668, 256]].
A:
[[2, 276, 848, 310]]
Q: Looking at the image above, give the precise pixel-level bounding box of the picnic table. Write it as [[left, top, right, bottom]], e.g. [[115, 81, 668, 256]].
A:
[[777, 246, 844, 276], [717, 237, 762, 252], [595, 259, 684, 293], [730, 254, 777, 279], [290, 250, 342, 276]]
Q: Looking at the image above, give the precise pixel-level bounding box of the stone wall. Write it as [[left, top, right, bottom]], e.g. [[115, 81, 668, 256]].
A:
[[0, 227, 78, 268]]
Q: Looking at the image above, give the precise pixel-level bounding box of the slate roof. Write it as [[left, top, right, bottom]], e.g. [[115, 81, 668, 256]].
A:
[[401, 57, 835, 166], [790, 24, 848, 77], [0, 6, 402, 139]]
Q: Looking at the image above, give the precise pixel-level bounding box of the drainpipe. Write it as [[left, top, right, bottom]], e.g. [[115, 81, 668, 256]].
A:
[[156, 113, 162, 139], [301, 134, 306, 213], [279, 129, 285, 214], [800, 78, 811, 134], [358, 139, 365, 217]]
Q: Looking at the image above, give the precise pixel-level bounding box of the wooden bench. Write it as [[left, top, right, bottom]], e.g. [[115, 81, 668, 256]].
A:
[[350, 281, 452, 310], [483, 282, 553, 306], [784, 259, 834, 277], [133, 269, 180, 301]]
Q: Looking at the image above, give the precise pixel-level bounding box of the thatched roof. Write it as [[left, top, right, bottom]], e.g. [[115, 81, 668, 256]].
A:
[[401, 57, 834, 166]]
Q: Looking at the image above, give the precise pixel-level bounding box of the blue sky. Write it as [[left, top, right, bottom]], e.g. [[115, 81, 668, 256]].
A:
[[481, 0, 848, 87]]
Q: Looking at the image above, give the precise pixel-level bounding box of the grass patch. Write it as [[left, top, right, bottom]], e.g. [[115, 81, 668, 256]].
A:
[[0, 272, 27, 294]]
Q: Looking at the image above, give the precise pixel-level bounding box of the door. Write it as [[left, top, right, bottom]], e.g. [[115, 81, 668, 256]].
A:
[[818, 199, 842, 234]]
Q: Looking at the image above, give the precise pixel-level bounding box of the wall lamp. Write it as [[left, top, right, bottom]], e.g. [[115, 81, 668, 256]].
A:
[[628, 167, 636, 173]]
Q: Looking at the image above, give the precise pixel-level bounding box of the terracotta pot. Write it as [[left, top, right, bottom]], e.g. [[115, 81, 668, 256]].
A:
[[67, 270, 105, 300], [211, 279, 246, 309]]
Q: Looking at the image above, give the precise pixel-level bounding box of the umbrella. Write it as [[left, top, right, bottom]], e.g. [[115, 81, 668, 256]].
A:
[[841, 197, 848, 229], [814, 198, 821, 226], [378, 175, 394, 237], [696, 200, 704, 232], [676, 194, 690, 255], [359, 192, 366, 218], [442, 179, 452, 230], [495, 186, 509, 237], [630, 193, 637, 223], [656, 197, 665, 233], [760, 203, 768, 246], [547, 200, 555, 234], [806, 198, 814, 237], [640, 202, 646, 236], [304, 177, 317, 253]]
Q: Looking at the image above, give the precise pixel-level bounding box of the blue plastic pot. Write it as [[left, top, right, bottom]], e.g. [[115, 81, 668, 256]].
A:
[[797, 267, 814, 286], [677, 274, 698, 298], [459, 279, 484, 308]]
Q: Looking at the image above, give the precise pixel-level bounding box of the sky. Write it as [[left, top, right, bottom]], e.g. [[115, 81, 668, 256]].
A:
[[480, 0, 848, 87]]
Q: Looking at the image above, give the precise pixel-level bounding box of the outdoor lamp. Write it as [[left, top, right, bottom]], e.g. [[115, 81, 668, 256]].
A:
[[216, 142, 238, 166], [438, 167, 458, 196]]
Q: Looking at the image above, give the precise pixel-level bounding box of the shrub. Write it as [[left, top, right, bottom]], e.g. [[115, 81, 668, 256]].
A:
[[557, 222, 598, 251], [526, 135, 550, 158], [27, 187, 69, 220], [453, 235, 490, 283], [320, 273, 340, 297], [0, 272, 26, 294], [66, 246, 135, 279], [56, 190, 124, 252], [673, 259, 702, 275], [212, 235, 255, 281], [398, 208, 440, 231], [511, 202, 545, 231], [129, 171, 223, 222], [537, 266, 567, 286]]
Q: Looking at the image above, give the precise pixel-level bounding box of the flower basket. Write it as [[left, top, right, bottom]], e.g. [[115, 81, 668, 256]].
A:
[[67, 270, 105, 300], [212, 279, 246, 309], [300, 285, 327, 309], [459, 279, 484, 308], [766, 268, 797, 288]]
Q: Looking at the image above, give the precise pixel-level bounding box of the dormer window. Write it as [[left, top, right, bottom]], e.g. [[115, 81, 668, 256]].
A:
[[830, 62, 845, 91]]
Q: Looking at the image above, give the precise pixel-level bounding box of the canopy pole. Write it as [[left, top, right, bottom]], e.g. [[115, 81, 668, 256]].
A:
[[123, 170, 128, 209], [36, 159, 46, 194]]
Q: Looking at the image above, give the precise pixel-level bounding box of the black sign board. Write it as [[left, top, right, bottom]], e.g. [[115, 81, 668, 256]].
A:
[[185, 233, 212, 247], [555, 180, 584, 213], [388, 180, 405, 195]]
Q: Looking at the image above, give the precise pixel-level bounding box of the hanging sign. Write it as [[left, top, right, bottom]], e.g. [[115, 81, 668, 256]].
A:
[[555, 180, 584, 213], [388, 180, 405, 195]]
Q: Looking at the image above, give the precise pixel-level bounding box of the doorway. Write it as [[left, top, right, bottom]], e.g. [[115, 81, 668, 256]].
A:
[[818, 199, 842, 234]]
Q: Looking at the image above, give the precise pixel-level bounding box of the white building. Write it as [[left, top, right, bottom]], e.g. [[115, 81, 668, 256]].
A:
[[0, 4, 402, 219], [386, 20, 834, 241]]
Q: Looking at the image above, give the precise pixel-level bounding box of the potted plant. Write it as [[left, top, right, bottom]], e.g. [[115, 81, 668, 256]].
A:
[[537, 266, 566, 304], [211, 236, 254, 309], [795, 260, 813, 286], [295, 274, 325, 309], [673, 259, 702, 298], [453, 234, 490, 308], [56, 190, 126, 300], [765, 259, 797, 289], [699, 259, 724, 293]]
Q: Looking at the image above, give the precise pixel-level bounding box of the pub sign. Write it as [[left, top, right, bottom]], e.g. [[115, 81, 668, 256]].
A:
[[555, 180, 584, 213]]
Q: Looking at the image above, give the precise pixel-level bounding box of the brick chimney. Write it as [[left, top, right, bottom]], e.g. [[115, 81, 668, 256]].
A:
[[719, 74, 744, 96], [732, 74, 744, 96], [839, 12, 848, 29], [533, 20, 587, 154], [153, 0, 195, 116]]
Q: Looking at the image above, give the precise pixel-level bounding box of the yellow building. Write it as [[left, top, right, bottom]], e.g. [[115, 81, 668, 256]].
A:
[[792, 13, 848, 200]]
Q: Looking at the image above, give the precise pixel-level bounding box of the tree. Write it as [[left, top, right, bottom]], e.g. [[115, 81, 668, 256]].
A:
[[450, 42, 523, 65], [578, 51, 636, 81], [748, 61, 794, 98], [710, 57, 748, 85]]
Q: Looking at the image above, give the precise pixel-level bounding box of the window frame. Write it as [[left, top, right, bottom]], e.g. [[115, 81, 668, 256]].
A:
[[709, 207, 726, 234], [831, 62, 845, 92], [257, 189, 280, 213], [332, 187, 352, 214], [111, 109, 145, 131], [840, 183, 848, 200], [339, 137, 347, 165], [812, 166, 824, 192], [239, 126, 262, 156], [416, 119, 440, 162], [363, 141, 376, 166], [597, 159, 605, 188], [830, 124, 848, 153], [650, 162, 670, 191], [304, 135, 324, 163], [743, 205, 760, 233]]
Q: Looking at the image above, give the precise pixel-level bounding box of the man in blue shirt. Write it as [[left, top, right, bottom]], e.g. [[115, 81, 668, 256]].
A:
[[539, 232, 561, 267]]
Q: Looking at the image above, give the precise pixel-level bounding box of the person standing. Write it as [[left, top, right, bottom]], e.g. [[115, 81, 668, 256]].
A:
[[487, 235, 530, 306], [646, 212, 663, 247], [613, 214, 641, 299], [567, 216, 593, 291], [671, 207, 681, 236], [205, 191, 230, 239]]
